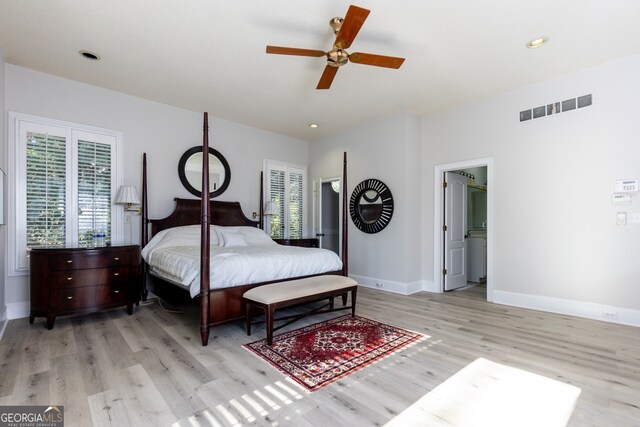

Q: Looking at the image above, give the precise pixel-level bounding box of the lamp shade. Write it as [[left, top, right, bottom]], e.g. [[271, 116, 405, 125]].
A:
[[115, 186, 141, 205], [264, 201, 279, 215]]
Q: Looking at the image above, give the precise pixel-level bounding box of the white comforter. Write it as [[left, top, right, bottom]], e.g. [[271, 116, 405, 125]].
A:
[[141, 225, 342, 297]]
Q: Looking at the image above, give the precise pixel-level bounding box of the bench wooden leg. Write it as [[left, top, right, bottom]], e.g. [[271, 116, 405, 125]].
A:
[[342, 292, 348, 306], [246, 302, 252, 336], [266, 305, 275, 346], [329, 296, 334, 310]]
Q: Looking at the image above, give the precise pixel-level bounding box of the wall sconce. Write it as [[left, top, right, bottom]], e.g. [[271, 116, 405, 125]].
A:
[[264, 201, 279, 217], [115, 185, 141, 214]]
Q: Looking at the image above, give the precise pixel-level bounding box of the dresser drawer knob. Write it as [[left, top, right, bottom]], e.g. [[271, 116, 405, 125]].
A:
[[66, 260, 73, 264], [113, 257, 120, 261], [114, 290, 120, 294], [113, 272, 120, 276], [66, 296, 73, 300], [67, 277, 73, 281]]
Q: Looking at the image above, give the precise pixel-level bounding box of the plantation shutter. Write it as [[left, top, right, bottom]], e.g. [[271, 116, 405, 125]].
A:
[[265, 161, 307, 239], [26, 132, 67, 248], [11, 113, 123, 275], [77, 140, 113, 245], [289, 171, 303, 239], [269, 169, 285, 238]]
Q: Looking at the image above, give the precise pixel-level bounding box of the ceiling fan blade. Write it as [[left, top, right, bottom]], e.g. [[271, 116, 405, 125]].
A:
[[266, 46, 326, 57], [349, 52, 405, 69], [316, 65, 339, 90], [334, 5, 370, 49]]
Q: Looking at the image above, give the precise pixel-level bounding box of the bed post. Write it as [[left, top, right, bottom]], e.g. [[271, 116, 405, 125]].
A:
[[142, 153, 149, 247], [259, 171, 264, 229], [200, 113, 211, 346], [141, 153, 149, 301], [342, 152, 348, 277]]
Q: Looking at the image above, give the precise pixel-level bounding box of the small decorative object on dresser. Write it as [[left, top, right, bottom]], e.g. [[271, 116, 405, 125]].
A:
[[29, 245, 141, 329]]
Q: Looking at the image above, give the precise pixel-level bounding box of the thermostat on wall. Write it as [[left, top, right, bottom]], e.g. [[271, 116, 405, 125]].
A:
[[614, 179, 639, 193], [612, 193, 632, 204]]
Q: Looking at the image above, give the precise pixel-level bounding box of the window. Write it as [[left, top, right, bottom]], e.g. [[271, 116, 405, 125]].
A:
[[264, 160, 307, 239], [9, 113, 123, 274]]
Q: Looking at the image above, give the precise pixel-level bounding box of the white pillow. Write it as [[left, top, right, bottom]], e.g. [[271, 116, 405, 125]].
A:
[[214, 226, 275, 246], [218, 230, 249, 247], [142, 224, 219, 261]]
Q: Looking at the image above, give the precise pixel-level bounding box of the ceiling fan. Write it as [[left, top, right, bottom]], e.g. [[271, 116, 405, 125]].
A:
[[266, 5, 405, 90]]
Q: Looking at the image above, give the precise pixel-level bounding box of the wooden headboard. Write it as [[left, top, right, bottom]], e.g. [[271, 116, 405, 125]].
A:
[[149, 198, 260, 238]]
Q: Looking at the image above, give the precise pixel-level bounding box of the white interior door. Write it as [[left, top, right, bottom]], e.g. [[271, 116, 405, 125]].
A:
[[444, 172, 468, 291]]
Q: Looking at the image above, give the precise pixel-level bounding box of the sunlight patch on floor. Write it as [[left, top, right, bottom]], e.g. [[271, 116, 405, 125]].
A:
[[384, 357, 581, 427]]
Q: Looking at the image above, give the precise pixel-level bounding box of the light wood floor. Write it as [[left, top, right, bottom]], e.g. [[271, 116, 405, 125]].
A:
[[1, 286, 639, 426]]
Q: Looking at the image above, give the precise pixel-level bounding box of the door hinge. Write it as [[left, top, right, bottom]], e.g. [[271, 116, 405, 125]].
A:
[[443, 181, 448, 188], [443, 225, 447, 232], [443, 268, 447, 275]]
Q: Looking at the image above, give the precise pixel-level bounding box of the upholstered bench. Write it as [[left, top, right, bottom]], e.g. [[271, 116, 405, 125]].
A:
[[243, 275, 358, 345]]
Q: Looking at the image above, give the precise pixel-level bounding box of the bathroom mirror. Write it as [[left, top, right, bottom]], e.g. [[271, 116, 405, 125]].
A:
[[178, 146, 230, 198], [349, 178, 394, 233]]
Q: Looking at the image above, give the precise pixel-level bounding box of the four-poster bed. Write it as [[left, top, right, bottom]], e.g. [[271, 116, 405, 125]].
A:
[[141, 113, 349, 345]]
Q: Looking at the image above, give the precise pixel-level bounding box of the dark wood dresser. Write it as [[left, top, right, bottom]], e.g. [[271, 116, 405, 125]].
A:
[[29, 245, 141, 329], [273, 238, 319, 248]]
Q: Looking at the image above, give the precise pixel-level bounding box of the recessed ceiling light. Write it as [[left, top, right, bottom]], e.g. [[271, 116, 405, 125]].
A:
[[79, 50, 101, 60], [526, 37, 548, 49], [309, 123, 319, 129]]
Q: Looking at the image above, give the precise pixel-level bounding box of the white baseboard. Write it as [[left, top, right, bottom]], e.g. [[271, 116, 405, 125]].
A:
[[351, 275, 432, 295], [493, 290, 640, 328], [6, 302, 29, 320]]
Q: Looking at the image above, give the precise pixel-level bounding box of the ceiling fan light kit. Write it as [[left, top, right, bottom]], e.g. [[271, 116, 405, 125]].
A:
[[330, 17, 344, 35], [266, 5, 405, 89]]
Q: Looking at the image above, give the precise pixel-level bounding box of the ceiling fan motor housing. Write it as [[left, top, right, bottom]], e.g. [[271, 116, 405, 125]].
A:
[[327, 48, 349, 67]]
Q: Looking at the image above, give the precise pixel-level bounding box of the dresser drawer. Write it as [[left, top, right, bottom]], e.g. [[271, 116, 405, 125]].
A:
[[49, 267, 132, 289], [47, 250, 133, 270], [50, 284, 128, 311]]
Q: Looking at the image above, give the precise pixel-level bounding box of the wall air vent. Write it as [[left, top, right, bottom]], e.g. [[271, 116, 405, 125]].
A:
[[520, 94, 592, 122]]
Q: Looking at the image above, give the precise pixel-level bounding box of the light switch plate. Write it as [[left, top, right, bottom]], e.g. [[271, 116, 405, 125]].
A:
[[632, 213, 640, 224]]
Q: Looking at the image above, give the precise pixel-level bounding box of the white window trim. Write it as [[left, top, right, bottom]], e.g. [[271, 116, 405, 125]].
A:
[[7, 112, 124, 276], [263, 159, 308, 238]]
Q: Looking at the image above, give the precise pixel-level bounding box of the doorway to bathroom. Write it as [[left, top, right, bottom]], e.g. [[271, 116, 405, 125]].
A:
[[434, 158, 494, 302]]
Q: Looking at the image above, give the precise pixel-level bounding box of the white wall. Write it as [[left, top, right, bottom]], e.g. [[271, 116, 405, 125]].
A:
[[421, 53, 640, 323], [309, 113, 423, 294], [3, 64, 308, 316]]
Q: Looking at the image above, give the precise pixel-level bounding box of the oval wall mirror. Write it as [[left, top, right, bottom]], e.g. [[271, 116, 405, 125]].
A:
[[178, 146, 231, 198], [349, 178, 394, 233]]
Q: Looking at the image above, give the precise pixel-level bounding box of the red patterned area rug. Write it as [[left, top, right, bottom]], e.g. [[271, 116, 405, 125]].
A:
[[243, 315, 424, 392]]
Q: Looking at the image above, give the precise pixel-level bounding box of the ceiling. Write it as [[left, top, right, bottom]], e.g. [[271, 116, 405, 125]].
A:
[[2, 1, 640, 140]]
